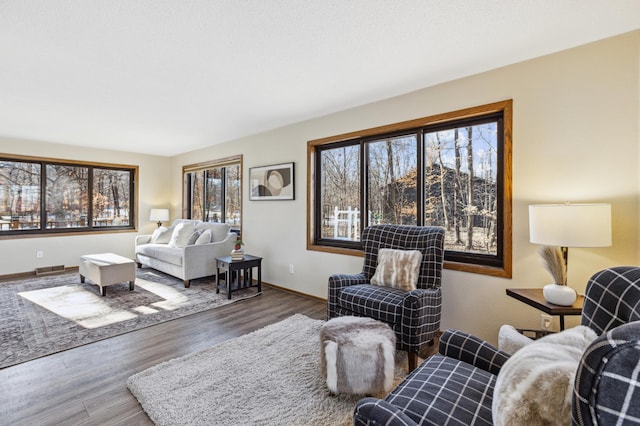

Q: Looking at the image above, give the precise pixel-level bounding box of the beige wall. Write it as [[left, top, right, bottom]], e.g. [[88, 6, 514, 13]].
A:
[[1, 31, 638, 344], [173, 31, 640, 343], [0, 137, 172, 274]]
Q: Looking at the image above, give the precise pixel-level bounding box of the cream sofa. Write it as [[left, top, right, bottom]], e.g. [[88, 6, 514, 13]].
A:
[[135, 219, 236, 288]]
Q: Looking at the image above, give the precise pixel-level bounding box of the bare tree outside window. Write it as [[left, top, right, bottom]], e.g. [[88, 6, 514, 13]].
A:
[[367, 135, 417, 226], [424, 122, 498, 256], [205, 168, 222, 222], [184, 157, 242, 233], [225, 164, 241, 228], [0, 157, 136, 235], [319, 145, 360, 240], [93, 168, 131, 226], [0, 160, 41, 231], [46, 164, 88, 228], [308, 100, 512, 277]]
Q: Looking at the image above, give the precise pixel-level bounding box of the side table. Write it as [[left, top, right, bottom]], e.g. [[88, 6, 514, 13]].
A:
[[216, 254, 262, 299], [506, 288, 583, 330]]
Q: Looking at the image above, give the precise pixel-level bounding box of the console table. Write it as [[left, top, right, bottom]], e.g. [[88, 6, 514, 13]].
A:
[[215, 254, 262, 299], [506, 288, 584, 330]]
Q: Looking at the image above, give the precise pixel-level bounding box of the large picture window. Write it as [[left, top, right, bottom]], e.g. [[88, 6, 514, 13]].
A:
[[0, 156, 136, 235], [183, 155, 242, 233], [308, 100, 512, 277]]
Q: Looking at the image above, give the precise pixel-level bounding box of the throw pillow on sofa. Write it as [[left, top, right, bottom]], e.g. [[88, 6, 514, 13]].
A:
[[168, 222, 197, 248], [195, 229, 212, 245], [492, 325, 597, 426], [150, 226, 173, 244]]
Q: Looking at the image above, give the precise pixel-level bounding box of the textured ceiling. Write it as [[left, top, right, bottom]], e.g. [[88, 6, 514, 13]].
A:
[[1, 1, 639, 156]]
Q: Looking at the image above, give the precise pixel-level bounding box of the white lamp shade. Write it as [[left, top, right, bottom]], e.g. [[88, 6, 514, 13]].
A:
[[529, 203, 611, 247], [149, 209, 170, 222]]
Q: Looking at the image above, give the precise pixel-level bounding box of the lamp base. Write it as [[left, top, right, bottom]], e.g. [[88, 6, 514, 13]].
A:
[[543, 284, 577, 306]]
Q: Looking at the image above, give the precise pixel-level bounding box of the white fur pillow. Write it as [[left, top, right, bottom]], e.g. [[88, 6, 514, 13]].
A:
[[492, 325, 597, 426], [168, 222, 197, 248], [150, 226, 173, 244], [371, 248, 422, 291]]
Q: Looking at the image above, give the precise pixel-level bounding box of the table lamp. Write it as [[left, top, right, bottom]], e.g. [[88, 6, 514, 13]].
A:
[[149, 209, 170, 228], [529, 202, 611, 305]]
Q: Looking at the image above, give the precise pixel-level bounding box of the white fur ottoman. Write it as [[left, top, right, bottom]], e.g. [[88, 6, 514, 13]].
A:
[[320, 316, 396, 395]]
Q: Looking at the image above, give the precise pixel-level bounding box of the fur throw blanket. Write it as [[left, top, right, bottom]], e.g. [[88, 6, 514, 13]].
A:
[[492, 325, 597, 425]]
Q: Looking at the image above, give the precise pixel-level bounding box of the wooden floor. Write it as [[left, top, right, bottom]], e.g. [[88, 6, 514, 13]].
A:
[[0, 286, 327, 426]]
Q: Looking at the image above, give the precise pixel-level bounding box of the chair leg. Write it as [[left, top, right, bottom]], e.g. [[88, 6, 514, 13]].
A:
[[408, 351, 418, 372]]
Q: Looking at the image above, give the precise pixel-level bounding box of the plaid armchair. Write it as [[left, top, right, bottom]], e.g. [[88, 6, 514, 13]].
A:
[[328, 224, 445, 371], [354, 266, 640, 425]]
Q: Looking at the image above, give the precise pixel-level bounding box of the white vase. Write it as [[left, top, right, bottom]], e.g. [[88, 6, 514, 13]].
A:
[[543, 284, 577, 306]]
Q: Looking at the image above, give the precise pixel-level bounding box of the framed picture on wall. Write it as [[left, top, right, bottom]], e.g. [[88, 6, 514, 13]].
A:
[[249, 162, 295, 201]]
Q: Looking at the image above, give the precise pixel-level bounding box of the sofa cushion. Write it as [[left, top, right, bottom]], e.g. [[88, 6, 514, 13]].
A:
[[195, 229, 212, 245], [150, 226, 173, 244], [383, 354, 497, 425], [338, 284, 404, 324], [136, 244, 183, 266], [168, 222, 197, 248], [371, 248, 422, 291], [195, 222, 230, 242], [186, 230, 202, 245], [492, 325, 597, 426]]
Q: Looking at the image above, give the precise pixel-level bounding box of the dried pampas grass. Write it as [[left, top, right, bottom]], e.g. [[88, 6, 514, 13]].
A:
[[538, 245, 566, 285]]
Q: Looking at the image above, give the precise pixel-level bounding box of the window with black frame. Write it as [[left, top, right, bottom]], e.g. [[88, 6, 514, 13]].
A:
[[183, 156, 242, 234], [308, 101, 512, 277], [0, 157, 136, 234]]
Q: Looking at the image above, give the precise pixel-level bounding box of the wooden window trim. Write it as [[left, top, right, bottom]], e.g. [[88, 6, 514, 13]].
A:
[[306, 100, 512, 278], [0, 153, 138, 240]]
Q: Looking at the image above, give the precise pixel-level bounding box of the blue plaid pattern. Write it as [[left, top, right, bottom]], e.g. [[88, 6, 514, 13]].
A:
[[355, 354, 497, 425], [572, 321, 640, 425], [327, 225, 445, 355], [439, 329, 510, 376], [581, 266, 640, 334], [355, 266, 640, 426]]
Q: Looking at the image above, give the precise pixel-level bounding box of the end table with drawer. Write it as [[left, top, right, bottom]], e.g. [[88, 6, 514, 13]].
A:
[[215, 254, 262, 299]]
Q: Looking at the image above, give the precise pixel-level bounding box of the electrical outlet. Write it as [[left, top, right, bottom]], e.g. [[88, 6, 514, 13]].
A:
[[289, 264, 294, 274], [540, 314, 552, 330], [36, 250, 44, 259]]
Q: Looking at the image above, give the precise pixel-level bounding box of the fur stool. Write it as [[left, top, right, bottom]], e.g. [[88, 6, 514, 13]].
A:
[[320, 316, 395, 395]]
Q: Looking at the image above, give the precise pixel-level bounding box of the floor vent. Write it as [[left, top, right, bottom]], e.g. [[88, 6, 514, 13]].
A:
[[35, 265, 65, 276]]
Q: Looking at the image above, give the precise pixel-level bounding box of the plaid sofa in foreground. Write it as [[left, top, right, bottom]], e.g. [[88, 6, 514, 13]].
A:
[[354, 266, 640, 425]]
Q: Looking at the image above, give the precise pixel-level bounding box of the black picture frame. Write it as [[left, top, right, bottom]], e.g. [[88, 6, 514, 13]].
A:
[[249, 162, 295, 200]]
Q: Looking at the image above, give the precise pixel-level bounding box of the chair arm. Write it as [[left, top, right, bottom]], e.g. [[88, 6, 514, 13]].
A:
[[398, 287, 442, 350], [327, 272, 368, 318], [572, 321, 640, 426], [439, 329, 510, 375], [135, 234, 152, 245], [354, 397, 418, 426]]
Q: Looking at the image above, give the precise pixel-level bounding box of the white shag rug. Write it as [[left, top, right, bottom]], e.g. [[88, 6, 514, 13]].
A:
[[128, 314, 404, 426]]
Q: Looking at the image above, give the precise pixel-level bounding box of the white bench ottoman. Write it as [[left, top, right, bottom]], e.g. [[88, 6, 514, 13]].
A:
[[320, 316, 396, 395], [79, 253, 135, 296]]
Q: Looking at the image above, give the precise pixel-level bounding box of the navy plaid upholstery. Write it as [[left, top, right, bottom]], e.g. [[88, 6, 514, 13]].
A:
[[439, 329, 510, 376], [327, 225, 445, 355], [572, 321, 640, 425], [581, 266, 640, 334], [355, 266, 640, 426]]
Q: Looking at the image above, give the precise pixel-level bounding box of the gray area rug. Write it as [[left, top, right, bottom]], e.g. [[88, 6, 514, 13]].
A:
[[0, 268, 259, 369], [127, 314, 409, 426]]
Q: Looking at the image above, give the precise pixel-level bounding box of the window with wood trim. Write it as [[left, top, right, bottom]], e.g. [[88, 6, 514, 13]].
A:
[[0, 155, 136, 235], [183, 155, 242, 234], [307, 100, 512, 277]]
